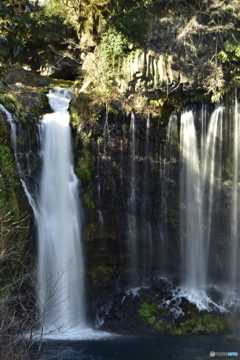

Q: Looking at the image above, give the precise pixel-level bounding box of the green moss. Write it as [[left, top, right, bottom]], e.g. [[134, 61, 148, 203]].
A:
[[175, 328, 183, 335], [148, 316, 156, 324], [71, 111, 80, 126], [153, 321, 174, 333], [0, 145, 19, 219], [0, 92, 17, 111], [138, 301, 162, 326], [18, 117, 26, 124], [85, 221, 98, 241], [158, 307, 168, 316], [8, 187, 19, 219], [138, 302, 153, 318], [76, 148, 95, 181], [176, 314, 226, 334], [185, 302, 199, 315], [107, 104, 119, 116], [89, 265, 114, 286], [122, 267, 131, 274], [84, 189, 95, 209]]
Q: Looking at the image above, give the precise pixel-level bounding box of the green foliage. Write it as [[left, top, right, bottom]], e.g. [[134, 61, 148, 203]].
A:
[[0, 1, 31, 59], [76, 146, 96, 210], [177, 314, 225, 334], [109, 0, 153, 45], [224, 155, 235, 180], [76, 148, 95, 181], [94, 266, 113, 275], [18, 116, 26, 124], [101, 29, 128, 71], [138, 302, 160, 324], [44, 0, 81, 29], [0, 144, 19, 218], [0, 64, 5, 80], [90, 265, 113, 285], [28, 10, 75, 46], [84, 189, 95, 209], [148, 316, 156, 324], [218, 40, 240, 63], [44, 0, 109, 35], [98, 0, 154, 78], [0, 89, 18, 112], [70, 111, 80, 126]]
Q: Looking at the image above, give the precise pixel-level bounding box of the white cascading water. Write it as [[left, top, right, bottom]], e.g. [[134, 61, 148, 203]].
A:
[[230, 89, 240, 291], [37, 88, 86, 332], [180, 110, 204, 288], [128, 112, 138, 286], [142, 115, 153, 281], [179, 105, 223, 309]]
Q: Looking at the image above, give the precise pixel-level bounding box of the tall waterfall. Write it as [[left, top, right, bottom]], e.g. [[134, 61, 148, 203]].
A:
[[1, 90, 115, 339], [230, 89, 240, 290], [37, 88, 86, 331], [141, 115, 153, 281], [180, 105, 223, 291], [128, 113, 138, 285]]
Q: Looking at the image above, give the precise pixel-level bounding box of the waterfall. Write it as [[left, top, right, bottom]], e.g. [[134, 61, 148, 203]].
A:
[[0, 105, 38, 211], [3, 84, 240, 324], [141, 115, 153, 281], [1, 91, 115, 339], [201, 106, 223, 255], [159, 111, 179, 276], [96, 139, 104, 240], [128, 113, 138, 285], [37, 88, 86, 331], [180, 105, 223, 290], [180, 110, 203, 288], [230, 89, 240, 290]]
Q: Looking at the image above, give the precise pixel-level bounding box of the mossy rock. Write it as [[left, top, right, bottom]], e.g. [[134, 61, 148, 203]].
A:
[[138, 301, 171, 330], [75, 148, 95, 182], [176, 314, 227, 335], [70, 91, 105, 125], [89, 265, 114, 287], [84, 221, 99, 241]]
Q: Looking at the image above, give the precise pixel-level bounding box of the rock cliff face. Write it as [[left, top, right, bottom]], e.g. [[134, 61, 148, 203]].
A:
[[70, 97, 239, 334], [81, 9, 231, 102]]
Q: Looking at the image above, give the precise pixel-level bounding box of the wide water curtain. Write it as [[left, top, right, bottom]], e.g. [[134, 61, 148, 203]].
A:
[[37, 88, 86, 331]]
